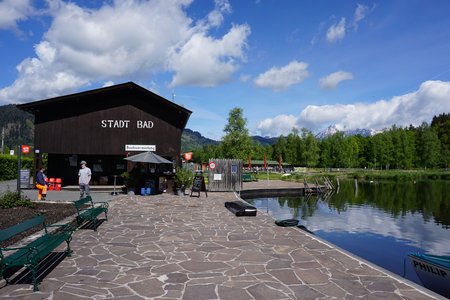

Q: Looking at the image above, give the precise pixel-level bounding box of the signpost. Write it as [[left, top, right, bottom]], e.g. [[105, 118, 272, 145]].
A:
[[17, 145, 31, 193], [17, 145, 22, 192], [231, 164, 238, 192]]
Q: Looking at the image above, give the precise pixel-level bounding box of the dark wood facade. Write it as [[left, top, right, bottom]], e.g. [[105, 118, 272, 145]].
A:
[[18, 82, 191, 186]]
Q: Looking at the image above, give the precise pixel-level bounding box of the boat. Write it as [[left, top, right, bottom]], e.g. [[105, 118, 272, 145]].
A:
[[408, 252, 450, 297]]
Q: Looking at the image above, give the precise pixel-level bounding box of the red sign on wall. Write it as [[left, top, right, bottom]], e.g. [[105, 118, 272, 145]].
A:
[[184, 152, 193, 161], [21, 145, 30, 154]]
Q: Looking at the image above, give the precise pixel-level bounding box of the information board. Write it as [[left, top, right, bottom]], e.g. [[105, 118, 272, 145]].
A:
[[20, 169, 30, 189], [190, 175, 208, 197]]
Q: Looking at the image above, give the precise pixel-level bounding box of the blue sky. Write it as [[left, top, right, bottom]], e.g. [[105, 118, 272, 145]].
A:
[[1, 0, 450, 140]]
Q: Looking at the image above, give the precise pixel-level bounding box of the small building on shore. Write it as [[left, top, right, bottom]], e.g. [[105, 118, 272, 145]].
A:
[[18, 82, 191, 188]]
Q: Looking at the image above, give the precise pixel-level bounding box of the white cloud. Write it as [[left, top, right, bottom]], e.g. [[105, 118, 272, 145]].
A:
[[351, 4, 369, 30], [254, 60, 309, 91], [257, 115, 298, 137], [326, 17, 346, 43], [240, 74, 251, 82], [319, 71, 354, 90], [207, 0, 232, 27], [257, 80, 450, 136], [0, 0, 34, 32], [0, 0, 249, 103], [325, 4, 372, 43], [102, 81, 114, 87], [168, 24, 250, 87]]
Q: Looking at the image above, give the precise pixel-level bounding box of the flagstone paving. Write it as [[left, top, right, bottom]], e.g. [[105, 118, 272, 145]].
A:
[[0, 184, 444, 299]]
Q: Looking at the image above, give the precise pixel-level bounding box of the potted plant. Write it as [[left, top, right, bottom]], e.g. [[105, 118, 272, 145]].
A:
[[121, 170, 140, 195], [120, 172, 129, 194], [174, 167, 194, 195]]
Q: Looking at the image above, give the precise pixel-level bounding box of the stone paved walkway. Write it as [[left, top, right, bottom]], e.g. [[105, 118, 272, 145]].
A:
[[0, 183, 444, 299]]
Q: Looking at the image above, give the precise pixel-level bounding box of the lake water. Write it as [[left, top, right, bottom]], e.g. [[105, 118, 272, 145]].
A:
[[244, 179, 450, 286]]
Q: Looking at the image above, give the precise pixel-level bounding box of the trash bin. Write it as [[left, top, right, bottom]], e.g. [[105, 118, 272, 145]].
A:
[[49, 178, 55, 190], [55, 178, 62, 191]]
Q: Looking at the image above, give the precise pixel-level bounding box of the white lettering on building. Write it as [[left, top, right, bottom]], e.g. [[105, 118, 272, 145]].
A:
[[101, 120, 131, 128], [137, 120, 154, 128], [101, 120, 154, 129]]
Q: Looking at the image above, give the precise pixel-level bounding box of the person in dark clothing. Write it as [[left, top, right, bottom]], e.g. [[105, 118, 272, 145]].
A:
[[36, 167, 47, 200]]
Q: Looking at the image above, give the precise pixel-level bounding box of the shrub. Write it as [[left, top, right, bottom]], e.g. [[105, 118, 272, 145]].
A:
[[0, 191, 35, 209], [174, 167, 195, 188], [0, 154, 34, 181]]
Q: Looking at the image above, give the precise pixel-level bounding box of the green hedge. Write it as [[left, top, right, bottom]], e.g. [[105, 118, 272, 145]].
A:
[[0, 154, 34, 181]]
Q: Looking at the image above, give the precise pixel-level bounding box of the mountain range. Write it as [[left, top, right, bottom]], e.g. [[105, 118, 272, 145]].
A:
[[181, 128, 278, 151], [314, 125, 380, 140]]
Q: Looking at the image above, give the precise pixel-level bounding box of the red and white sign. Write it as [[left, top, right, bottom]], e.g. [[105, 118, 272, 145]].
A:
[[21, 145, 30, 154], [209, 162, 216, 170], [184, 152, 193, 161]]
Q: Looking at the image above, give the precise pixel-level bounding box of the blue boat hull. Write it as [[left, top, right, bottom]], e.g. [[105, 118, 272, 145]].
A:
[[408, 253, 450, 297]]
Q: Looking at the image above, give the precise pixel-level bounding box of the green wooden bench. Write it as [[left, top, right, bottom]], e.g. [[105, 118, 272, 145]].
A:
[[242, 173, 253, 182], [73, 196, 109, 231], [0, 215, 73, 291], [242, 173, 258, 182]]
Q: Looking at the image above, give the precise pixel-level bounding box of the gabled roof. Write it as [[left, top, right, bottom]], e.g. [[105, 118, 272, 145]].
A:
[[17, 82, 192, 129]]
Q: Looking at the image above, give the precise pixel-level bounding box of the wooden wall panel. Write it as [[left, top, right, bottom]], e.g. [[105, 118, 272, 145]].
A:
[[35, 105, 181, 156]]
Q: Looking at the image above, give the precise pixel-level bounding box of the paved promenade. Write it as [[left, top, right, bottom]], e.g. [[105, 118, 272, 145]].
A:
[[0, 181, 443, 299]]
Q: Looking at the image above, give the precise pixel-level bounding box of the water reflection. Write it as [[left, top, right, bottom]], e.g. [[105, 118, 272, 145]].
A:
[[245, 180, 450, 284]]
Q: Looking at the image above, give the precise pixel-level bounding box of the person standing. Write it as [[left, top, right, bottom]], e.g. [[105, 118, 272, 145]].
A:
[[78, 160, 92, 198], [35, 167, 47, 200]]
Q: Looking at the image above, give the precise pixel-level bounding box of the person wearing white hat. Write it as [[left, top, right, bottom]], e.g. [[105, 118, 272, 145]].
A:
[[78, 160, 91, 198]]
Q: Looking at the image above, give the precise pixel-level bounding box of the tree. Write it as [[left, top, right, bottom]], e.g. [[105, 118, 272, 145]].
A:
[[390, 126, 415, 169], [416, 122, 442, 168], [369, 131, 394, 169], [272, 135, 287, 164], [319, 138, 332, 168], [285, 129, 300, 164], [193, 144, 220, 163], [431, 113, 450, 167], [221, 108, 253, 159], [252, 142, 266, 160], [351, 135, 369, 168], [301, 128, 320, 167]]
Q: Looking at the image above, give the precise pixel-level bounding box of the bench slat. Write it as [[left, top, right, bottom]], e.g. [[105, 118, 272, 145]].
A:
[[73, 196, 93, 208], [0, 215, 44, 242], [3, 233, 68, 266]]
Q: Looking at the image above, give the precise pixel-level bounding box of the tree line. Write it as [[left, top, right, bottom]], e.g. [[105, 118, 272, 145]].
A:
[[191, 109, 449, 169]]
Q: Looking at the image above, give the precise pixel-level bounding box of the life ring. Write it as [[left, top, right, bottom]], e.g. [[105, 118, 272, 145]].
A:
[[275, 219, 299, 227]]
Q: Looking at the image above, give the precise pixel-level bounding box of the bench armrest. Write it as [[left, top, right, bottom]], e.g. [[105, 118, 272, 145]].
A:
[[46, 223, 75, 233], [1, 245, 35, 252], [94, 201, 109, 208]]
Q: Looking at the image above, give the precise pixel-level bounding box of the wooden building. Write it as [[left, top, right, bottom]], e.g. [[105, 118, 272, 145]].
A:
[[18, 82, 191, 186]]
